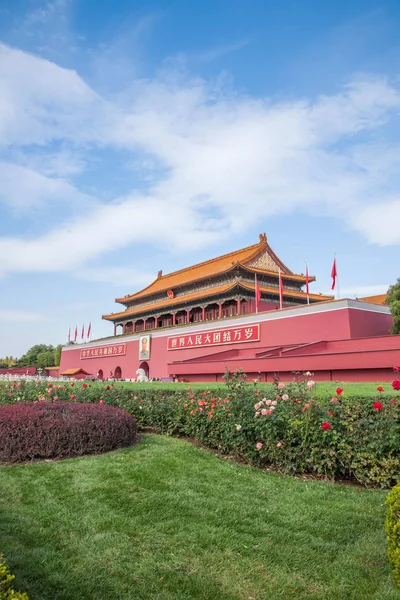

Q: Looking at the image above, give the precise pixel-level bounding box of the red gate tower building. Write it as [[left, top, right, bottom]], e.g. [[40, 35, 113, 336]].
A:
[[102, 233, 330, 335], [60, 234, 398, 382]]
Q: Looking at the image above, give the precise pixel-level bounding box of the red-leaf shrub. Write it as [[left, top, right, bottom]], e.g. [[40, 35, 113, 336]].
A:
[[0, 402, 137, 462]]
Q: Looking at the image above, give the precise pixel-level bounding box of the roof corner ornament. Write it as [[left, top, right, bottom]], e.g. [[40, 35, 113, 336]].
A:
[[157, 269, 163, 279], [259, 233, 267, 243]]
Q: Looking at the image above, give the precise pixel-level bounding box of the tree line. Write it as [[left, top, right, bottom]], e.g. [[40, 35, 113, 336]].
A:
[[0, 344, 63, 370]]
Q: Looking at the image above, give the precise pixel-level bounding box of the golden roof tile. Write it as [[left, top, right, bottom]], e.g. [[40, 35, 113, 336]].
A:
[[115, 233, 293, 304]]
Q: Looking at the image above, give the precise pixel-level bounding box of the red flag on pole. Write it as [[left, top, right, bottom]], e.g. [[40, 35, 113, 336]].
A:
[[68, 326, 71, 343], [279, 269, 284, 309], [87, 322, 91, 340], [81, 324, 85, 340], [255, 275, 261, 313], [305, 262, 310, 304], [331, 258, 337, 290], [74, 326, 78, 342]]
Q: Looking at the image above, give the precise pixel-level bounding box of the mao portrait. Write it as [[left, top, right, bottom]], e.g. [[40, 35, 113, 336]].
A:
[[139, 335, 151, 360]]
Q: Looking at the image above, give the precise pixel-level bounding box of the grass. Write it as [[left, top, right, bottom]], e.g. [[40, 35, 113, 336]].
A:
[[0, 435, 398, 600], [117, 380, 396, 398], [0, 380, 396, 399]]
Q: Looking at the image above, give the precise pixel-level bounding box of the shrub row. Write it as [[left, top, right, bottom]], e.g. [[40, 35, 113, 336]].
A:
[[0, 373, 399, 486], [0, 555, 28, 599], [0, 402, 137, 462]]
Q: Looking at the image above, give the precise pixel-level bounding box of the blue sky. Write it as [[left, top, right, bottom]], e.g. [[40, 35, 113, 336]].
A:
[[1, 0, 400, 357]]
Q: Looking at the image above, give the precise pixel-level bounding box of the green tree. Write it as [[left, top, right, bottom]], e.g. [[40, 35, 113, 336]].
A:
[[386, 278, 400, 334], [16, 344, 55, 368], [36, 350, 57, 369], [53, 344, 62, 366]]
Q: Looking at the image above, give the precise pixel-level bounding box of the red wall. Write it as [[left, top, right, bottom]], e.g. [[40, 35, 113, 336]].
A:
[[59, 302, 396, 381]]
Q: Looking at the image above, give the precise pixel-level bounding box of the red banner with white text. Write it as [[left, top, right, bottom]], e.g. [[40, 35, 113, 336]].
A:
[[80, 343, 126, 359], [167, 324, 260, 350]]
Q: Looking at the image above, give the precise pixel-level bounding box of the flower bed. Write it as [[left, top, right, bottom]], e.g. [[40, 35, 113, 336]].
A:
[[0, 373, 399, 485]]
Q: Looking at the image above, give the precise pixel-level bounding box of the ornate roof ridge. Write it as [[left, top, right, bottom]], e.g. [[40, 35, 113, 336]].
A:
[[115, 234, 269, 304], [159, 238, 266, 280]]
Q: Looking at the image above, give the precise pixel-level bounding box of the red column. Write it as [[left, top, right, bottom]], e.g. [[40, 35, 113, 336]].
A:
[[133, 321, 136, 333], [236, 298, 241, 315], [173, 313, 176, 325], [218, 303, 222, 319], [202, 306, 206, 321], [123, 323, 126, 334], [186, 310, 190, 324], [143, 319, 147, 330], [114, 324, 117, 336], [154, 316, 158, 329]]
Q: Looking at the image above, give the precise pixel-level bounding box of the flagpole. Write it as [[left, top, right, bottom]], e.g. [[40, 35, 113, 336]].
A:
[[255, 274, 258, 314], [279, 268, 283, 310], [335, 253, 340, 299], [305, 261, 310, 305]]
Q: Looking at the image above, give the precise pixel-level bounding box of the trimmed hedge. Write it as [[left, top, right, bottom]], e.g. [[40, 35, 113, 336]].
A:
[[0, 374, 399, 485], [386, 482, 400, 587], [0, 402, 137, 462], [0, 555, 28, 599]]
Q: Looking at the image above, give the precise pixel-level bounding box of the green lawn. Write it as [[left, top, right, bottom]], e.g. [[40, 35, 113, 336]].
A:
[[118, 380, 395, 398], [0, 435, 398, 600], [0, 380, 396, 399]]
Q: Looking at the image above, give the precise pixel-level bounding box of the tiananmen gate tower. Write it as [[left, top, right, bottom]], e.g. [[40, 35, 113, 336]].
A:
[[59, 234, 400, 382]]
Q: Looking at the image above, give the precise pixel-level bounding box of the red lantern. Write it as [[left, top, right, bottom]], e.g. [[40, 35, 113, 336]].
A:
[[167, 289, 174, 299]]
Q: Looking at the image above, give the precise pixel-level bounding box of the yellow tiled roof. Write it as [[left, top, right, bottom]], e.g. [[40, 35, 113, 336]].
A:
[[115, 234, 293, 304], [103, 279, 331, 321], [61, 368, 92, 375], [104, 283, 237, 320], [359, 294, 387, 305]]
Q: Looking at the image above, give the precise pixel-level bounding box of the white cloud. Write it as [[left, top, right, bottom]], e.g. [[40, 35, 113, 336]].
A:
[[0, 161, 92, 210], [353, 199, 400, 245], [1, 43, 400, 277]]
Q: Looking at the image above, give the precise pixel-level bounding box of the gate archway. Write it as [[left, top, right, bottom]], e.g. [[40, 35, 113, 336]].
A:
[[139, 361, 149, 378]]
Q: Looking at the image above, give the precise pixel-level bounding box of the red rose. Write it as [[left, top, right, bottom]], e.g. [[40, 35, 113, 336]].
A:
[[391, 399, 397, 404], [377, 386, 384, 392], [106, 385, 110, 390], [99, 400, 105, 405], [373, 401, 383, 411], [392, 380, 400, 391], [336, 387, 343, 395], [321, 421, 331, 430], [70, 382, 75, 387], [82, 383, 87, 388]]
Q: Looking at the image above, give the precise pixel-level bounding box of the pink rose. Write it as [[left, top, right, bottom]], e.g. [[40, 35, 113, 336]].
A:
[[235, 424, 242, 431], [70, 394, 76, 400], [278, 382, 285, 390], [261, 408, 268, 416], [99, 400, 105, 405], [256, 442, 263, 450], [276, 442, 283, 448], [282, 394, 289, 401], [307, 380, 315, 388]]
